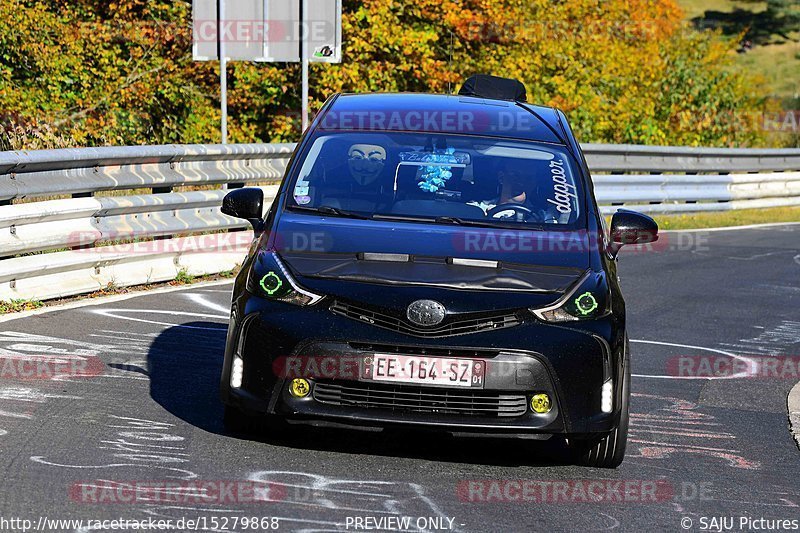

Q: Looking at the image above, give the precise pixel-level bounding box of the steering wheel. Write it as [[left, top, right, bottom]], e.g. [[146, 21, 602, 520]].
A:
[[487, 203, 534, 221]]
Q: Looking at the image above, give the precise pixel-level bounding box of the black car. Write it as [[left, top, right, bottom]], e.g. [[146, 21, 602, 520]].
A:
[[219, 75, 658, 468]]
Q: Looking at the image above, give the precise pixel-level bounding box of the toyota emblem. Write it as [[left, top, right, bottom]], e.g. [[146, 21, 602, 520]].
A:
[[406, 300, 446, 327]]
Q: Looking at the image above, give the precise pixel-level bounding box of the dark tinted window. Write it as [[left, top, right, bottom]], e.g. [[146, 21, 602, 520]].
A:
[[288, 132, 583, 228]]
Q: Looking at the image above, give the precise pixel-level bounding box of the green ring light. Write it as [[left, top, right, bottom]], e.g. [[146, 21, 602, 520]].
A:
[[574, 292, 598, 316], [259, 271, 283, 296]]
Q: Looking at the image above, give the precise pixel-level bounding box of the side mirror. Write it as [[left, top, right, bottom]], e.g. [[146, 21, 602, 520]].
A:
[[222, 187, 264, 232], [608, 209, 659, 258]]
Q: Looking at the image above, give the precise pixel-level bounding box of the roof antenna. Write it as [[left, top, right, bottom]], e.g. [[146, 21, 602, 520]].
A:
[[447, 31, 454, 95]]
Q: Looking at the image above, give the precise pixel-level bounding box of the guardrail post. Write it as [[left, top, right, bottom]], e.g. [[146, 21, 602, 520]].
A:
[[151, 186, 173, 241]]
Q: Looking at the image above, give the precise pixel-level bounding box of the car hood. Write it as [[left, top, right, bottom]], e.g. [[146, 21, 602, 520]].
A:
[[270, 212, 592, 310]]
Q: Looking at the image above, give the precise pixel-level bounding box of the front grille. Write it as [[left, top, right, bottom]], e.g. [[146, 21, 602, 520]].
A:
[[313, 381, 528, 418], [330, 301, 521, 338]]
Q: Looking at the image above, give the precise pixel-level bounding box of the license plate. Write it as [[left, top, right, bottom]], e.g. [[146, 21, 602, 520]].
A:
[[364, 354, 484, 388]]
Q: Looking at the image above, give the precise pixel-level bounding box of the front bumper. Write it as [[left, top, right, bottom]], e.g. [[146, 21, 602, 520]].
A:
[[221, 293, 625, 435]]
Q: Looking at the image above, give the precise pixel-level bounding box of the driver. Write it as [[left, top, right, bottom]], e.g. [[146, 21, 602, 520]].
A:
[[469, 161, 560, 223], [497, 166, 527, 205], [468, 162, 528, 216]]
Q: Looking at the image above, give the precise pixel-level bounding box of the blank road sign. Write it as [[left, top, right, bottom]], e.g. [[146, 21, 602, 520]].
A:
[[193, 0, 341, 63]]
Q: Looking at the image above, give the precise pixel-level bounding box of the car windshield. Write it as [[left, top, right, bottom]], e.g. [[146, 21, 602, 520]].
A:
[[286, 131, 583, 228]]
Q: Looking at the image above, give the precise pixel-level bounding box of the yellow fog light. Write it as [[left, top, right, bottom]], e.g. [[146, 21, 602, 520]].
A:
[[530, 393, 552, 414], [289, 378, 311, 398]]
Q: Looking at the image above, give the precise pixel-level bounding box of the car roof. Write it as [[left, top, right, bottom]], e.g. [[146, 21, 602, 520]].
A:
[[316, 93, 567, 144]]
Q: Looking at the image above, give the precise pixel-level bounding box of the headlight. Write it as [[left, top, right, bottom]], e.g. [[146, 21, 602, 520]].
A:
[[247, 251, 324, 306], [530, 270, 611, 322]]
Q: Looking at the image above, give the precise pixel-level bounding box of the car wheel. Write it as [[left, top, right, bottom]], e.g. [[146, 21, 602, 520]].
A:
[[571, 338, 631, 468]]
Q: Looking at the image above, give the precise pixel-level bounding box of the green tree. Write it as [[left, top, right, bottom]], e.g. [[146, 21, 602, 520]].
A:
[[764, 0, 800, 35]]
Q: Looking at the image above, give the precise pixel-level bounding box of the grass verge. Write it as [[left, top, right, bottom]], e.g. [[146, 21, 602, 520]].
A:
[[675, 0, 799, 102], [646, 206, 800, 230], [0, 299, 44, 314]]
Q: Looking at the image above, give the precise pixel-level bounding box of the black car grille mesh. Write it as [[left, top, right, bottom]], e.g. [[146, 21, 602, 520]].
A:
[[348, 343, 499, 359], [329, 301, 520, 338], [312, 381, 528, 418]]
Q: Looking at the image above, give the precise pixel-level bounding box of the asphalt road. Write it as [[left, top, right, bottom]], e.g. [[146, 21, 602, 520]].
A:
[[0, 224, 798, 532]]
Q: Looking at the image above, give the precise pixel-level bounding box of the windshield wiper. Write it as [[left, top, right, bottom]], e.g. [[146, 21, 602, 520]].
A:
[[434, 216, 469, 225], [373, 213, 501, 226], [372, 213, 431, 223], [289, 205, 372, 220], [434, 216, 545, 230]]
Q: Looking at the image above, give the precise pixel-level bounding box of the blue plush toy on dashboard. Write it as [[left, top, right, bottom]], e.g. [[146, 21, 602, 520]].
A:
[[418, 147, 455, 193]]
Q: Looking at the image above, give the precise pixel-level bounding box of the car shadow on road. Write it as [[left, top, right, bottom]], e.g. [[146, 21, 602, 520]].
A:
[[147, 321, 228, 433], [148, 321, 575, 468]]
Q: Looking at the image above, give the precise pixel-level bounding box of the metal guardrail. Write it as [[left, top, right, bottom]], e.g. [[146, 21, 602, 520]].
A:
[[582, 144, 800, 173], [1, 143, 799, 301]]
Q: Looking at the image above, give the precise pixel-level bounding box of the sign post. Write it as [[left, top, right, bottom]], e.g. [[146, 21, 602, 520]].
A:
[[300, 0, 309, 131], [218, 0, 228, 143]]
